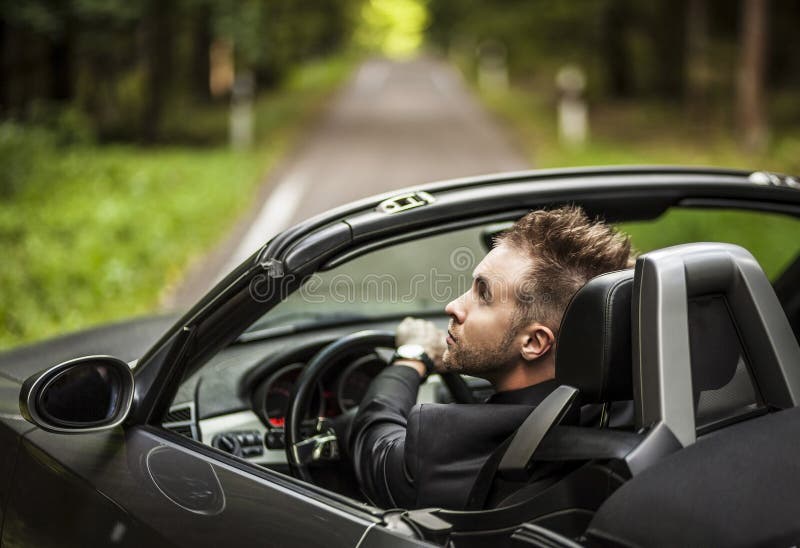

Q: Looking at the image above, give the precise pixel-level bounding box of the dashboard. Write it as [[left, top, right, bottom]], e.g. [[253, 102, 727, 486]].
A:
[[162, 319, 465, 469], [253, 353, 386, 429]]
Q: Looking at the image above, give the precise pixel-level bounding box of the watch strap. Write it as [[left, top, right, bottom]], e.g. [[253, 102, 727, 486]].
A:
[[392, 347, 435, 376]]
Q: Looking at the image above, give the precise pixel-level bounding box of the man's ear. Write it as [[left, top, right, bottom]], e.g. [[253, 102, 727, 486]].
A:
[[519, 323, 555, 362]]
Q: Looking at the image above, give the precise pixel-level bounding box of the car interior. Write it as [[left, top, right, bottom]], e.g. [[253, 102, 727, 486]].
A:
[[161, 202, 800, 546]]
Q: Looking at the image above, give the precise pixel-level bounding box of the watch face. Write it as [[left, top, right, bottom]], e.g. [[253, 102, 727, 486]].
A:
[[397, 344, 425, 359]]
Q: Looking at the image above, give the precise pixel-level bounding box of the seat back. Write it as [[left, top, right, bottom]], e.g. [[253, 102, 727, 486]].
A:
[[633, 243, 800, 446], [687, 294, 762, 432], [556, 269, 635, 404]]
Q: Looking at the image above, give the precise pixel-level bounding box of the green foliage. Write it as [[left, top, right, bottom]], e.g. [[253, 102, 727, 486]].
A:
[[620, 210, 800, 280], [0, 146, 263, 348], [478, 83, 800, 279], [1, 0, 357, 143], [154, 55, 353, 145], [196, 0, 357, 85], [0, 123, 55, 197], [427, 0, 800, 106], [0, 56, 353, 350], [480, 85, 800, 175], [26, 101, 96, 145], [356, 0, 428, 58], [429, 0, 612, 85]]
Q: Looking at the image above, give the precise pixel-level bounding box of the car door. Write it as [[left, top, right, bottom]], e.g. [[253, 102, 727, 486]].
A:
[[1, 336, 423, 547], [3, 416, 427, 547]]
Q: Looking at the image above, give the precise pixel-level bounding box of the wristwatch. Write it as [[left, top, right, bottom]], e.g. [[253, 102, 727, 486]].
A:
[[392, 344, 435, 377]]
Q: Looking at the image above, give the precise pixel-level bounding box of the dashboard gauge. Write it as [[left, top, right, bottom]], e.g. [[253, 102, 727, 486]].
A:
[[262, 364, 322, 428], [337, 354, 387, 412]]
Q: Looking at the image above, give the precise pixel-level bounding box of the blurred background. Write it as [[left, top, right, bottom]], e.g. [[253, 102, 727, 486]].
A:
[[1, 0, 799, 351]]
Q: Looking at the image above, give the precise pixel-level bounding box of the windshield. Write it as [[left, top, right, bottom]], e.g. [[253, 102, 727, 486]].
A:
[[246, 207, 800, 334], [247, 225, 488, 332]]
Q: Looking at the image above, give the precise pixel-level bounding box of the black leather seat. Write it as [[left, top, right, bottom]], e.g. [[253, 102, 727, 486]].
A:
[[426, 270, 640, 543], [584, 243, 800, 547], [556, 269, 634, 407], [460, 270, 633, 508], [436, 247, 800, 544]]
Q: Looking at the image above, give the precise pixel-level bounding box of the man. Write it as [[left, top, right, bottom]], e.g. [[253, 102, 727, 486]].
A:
[[349, 206, 632, 510]]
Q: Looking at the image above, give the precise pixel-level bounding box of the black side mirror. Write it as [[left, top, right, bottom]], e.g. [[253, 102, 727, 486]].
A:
[[19, 355, 135, 434]]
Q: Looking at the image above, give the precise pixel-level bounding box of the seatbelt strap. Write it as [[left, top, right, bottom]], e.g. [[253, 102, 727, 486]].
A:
[[498, 385, 579, 481], [465, 425, 642, 510], [465, 386, 578, 510]]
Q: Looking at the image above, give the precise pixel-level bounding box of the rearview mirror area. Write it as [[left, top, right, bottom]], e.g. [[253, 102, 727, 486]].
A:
[[481, 222, 513, 251], [19, 355, 135, 434]]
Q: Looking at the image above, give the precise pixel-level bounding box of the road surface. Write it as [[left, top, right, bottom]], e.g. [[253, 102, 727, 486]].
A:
[[165, 57, 529, 309]]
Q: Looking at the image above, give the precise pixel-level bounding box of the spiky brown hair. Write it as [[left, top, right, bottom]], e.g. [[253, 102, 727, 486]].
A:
[[495, 205, 633, 332]]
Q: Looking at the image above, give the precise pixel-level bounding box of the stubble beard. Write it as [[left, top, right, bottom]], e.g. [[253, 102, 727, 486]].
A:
[[441, 330, 517, 379]]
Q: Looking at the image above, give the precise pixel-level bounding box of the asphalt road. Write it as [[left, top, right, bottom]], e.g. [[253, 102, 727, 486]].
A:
[[166, 57, 529, 310]]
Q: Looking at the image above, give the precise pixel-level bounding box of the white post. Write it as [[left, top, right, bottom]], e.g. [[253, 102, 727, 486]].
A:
[[476, 40, 508, 92], [230, 70, 255, 150], [556, 65, 588, 147]]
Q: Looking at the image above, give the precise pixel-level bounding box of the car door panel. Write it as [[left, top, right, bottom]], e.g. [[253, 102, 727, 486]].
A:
[[5, 426, 378, 547], [3, 433, 165, 547]]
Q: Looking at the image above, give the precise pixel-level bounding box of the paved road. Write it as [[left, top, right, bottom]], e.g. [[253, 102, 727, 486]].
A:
[[165, 57, 529, 310]]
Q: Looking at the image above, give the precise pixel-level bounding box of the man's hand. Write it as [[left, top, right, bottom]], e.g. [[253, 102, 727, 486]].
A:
[[395, 317, 446, 376]]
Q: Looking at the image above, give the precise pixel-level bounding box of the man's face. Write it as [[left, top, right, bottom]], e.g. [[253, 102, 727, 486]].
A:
[[442, 244, 530, 378]]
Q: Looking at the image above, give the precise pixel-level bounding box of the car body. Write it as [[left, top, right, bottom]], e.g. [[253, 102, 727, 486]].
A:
[[1, 166, 800, 547]]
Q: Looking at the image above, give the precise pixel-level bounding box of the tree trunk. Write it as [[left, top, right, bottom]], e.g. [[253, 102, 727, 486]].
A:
[[191, 5, 212, 103], [0, 19, 7, 113], [140, 2, 173, 143], [603, 0, 633, 98], [652, 0, 686, 98], [736, 0, 768, 152], [49, 21, 73, 102], [685, 0, 709, 117]]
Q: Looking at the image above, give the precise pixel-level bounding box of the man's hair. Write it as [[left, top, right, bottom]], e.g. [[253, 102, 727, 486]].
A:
[[495, 205, 632, 332]]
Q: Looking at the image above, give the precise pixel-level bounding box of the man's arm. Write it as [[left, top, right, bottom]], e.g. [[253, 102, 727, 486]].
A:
[[349, 365, 421, 508], [348, 318, 445, 508]]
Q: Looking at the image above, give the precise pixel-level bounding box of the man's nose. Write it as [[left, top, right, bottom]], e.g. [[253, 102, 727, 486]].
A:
[[445, 292, 467, 323]]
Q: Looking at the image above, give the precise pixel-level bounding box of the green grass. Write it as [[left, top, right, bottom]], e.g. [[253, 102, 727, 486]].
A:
[[481, 86, 800, 174], [619, 209, 800, 279], [0, 56, 354, 351], [479, 85, 800, 278]]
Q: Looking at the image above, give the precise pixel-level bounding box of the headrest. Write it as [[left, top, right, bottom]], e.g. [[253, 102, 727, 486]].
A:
[[555, 270, 633, 403]]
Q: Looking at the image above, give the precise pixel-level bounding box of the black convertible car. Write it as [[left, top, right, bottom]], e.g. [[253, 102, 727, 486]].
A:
[[2, 167, 800, 547]]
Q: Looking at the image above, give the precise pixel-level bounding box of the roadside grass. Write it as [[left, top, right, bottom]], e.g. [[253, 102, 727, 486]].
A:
[[479, 85, 800, 277], [0, 56, 353, 351]]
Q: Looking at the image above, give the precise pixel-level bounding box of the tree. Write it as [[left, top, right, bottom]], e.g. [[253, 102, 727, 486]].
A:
[[602, 0, 634, 98], [140, 1, 174, 143], [685, 0, 709, 117], [190, 2, 213, 102], [736, 0, 768, 152]]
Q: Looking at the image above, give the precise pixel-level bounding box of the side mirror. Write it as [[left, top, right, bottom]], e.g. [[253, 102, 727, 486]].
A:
[[19, 355, 135, 434]]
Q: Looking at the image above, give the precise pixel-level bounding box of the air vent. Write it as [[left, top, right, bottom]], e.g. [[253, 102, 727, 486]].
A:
[[166, 424, 196, 439], [164, 407, 192, 423], [163, 402, 198, 440]]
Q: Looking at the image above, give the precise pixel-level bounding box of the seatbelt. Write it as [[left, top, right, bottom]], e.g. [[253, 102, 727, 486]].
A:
[[464, 386, 578, 510], [498, 385, 579, 481], [465, 425, 643, 510]]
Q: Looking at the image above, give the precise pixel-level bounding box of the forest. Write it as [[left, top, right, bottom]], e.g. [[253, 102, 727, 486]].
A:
[[1, 0, 798, 349], [2, 1, 797, 151]]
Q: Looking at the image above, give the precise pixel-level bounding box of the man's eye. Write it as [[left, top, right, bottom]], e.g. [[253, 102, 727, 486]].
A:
[[477, 283, 490, 303]]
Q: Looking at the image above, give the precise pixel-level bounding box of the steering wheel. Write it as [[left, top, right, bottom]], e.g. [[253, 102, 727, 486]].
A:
[[285, 329, 475, 481]]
